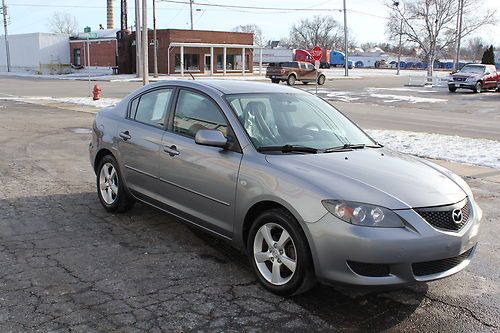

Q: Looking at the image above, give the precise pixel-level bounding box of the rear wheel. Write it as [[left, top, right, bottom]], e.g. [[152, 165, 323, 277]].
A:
[[448, 86, 456, 93], [317, 75, 326, 85], [287, 75, 296, 86], [473, 81, 482, 93], [96, 155, 135, 213], [247, 208, 315, 296]]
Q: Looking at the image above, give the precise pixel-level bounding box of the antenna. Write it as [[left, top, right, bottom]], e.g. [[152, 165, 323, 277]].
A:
[[175, 54, 195, 80]]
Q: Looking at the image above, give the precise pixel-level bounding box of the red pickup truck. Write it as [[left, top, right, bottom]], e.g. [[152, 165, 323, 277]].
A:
[[448, 64, 499, 93]]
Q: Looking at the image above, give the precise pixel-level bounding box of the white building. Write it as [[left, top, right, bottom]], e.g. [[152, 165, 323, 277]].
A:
[[0, 33, 71, 74]]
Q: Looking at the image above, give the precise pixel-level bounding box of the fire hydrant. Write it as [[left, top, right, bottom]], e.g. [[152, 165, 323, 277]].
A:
[[92, 84, 101, 101]]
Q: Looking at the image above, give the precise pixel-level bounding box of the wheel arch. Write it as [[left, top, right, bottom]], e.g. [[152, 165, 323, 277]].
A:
[[94, 148, 115, 172]]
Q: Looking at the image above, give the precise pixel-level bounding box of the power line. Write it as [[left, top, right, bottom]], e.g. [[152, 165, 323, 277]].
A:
[[159, 0, 343, 12]]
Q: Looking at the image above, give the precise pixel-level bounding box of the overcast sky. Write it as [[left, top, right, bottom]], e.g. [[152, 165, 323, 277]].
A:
[[5, 0, 500, 47]]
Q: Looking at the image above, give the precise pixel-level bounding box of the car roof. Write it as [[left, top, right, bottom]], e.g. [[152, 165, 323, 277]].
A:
[[147, 80, 309, 95]]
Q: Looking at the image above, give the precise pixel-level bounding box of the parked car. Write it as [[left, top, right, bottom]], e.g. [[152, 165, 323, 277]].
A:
[[90, 80, 482, 296], [448, 63, 499, 93], [266, 61, 326, 85]]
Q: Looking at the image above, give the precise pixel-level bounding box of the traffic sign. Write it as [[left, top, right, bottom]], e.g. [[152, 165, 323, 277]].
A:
[[311, 46, 323, 61]]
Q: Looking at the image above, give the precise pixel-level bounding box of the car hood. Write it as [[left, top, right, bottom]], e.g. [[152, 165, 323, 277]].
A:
[[452, 72, 482, 78], [265, 148, 466, 210]]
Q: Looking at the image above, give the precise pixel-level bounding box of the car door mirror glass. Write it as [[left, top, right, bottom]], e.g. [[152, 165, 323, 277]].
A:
[[195, 129, 227, 148]]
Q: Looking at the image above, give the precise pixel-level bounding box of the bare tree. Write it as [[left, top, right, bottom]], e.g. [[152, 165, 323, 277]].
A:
[[387, 0, 496, 78], [48, 11, 79, 36], [288, 16, 343, 50], [232, 24, 264, 47], [462, 37, 486, 62]]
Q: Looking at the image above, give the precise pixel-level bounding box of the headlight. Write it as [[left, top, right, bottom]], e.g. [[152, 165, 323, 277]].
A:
[[322, 200, 405, 228], [448, 76, 454, 82], [466, 77, 476, 82]]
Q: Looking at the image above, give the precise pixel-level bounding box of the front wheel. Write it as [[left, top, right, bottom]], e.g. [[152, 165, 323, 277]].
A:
[[473, 81, 482, 93], [247, 209, 315, 296], [96, 155, 135, 213], [271, 78, 280, 84], [448, 86, 456, 92], [317, 75, 326, 85]]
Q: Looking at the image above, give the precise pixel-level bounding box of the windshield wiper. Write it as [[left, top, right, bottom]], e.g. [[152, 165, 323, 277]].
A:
[[257, 144, 318, 154], [323, 143, 366, 153]]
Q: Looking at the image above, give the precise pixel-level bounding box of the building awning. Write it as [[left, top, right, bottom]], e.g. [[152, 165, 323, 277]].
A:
[[169, 42, 263, 49]]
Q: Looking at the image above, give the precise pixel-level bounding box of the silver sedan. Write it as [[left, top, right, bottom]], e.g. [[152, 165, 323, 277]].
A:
[[89, 80, 481, 296]]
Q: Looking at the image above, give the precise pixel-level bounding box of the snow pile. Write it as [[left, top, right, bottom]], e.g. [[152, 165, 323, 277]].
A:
[[368, 93, 447, 103], [0, 95, 119, 108], [367, 129, 500, 169]]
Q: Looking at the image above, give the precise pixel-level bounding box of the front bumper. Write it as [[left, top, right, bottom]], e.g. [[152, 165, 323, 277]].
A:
[[304, 199, 481, 286], [449, 82, 475, 89]]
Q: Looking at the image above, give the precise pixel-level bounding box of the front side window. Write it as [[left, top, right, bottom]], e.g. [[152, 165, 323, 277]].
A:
[[130, 89, 173, 128], [173, 90, 228, 138], [226, 93, 375, 150]]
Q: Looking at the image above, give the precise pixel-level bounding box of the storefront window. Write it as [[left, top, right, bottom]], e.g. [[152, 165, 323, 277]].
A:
[[216, 54, 249, 71], [175, 54, 200, 71]]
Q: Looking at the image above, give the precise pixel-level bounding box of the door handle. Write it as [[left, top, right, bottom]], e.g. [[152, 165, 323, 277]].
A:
[[119, 131, 131, 141], [163, 145, 180, 157]]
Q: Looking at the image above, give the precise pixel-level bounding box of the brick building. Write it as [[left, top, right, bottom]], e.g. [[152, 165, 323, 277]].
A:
[[118, 29, 259, 75], [69, 29, 118, 67]]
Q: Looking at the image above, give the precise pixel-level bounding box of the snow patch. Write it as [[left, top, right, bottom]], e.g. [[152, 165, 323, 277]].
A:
[[0, 95, 119, 108], [369, 93, 447, 103], [367, 129, 500, 169]]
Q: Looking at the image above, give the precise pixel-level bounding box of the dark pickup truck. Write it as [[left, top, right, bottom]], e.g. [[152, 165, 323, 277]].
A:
[[448, 64, 499, 93], [266, 61, 326, 86]]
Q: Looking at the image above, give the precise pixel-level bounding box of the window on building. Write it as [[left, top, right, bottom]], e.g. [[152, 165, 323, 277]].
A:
[[173, 90, 228, 138], [175, 54, 200, 71], [129, 89, 173, 128], [73, 48, 81, 66]]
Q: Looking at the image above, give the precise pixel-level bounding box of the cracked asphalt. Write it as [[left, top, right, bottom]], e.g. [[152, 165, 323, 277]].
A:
[[0, 99, 499, 332]]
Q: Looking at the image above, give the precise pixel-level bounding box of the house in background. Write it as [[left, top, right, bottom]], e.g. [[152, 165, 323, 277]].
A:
[[0, 33, 70, 74], [69, 29, 119, 68]]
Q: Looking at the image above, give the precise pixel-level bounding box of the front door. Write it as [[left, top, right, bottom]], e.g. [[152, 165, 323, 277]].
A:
[[204, 54, 211, 74], [158, 89, 242, 238], [117, 88, 174, 197]]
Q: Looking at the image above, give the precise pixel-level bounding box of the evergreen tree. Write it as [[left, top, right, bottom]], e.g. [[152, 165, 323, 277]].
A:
[[481, 45, 495, 64]]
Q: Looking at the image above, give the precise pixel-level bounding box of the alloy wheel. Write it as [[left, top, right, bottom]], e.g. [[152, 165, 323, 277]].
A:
[[99, 162, 119, 204], [253, 223, 297, 285]]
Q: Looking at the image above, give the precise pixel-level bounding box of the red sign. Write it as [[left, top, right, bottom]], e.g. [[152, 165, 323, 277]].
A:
[[311, 46, 323, 61]]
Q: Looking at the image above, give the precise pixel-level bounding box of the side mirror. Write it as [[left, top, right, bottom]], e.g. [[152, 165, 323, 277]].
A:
[[195, 129, 227, 148]]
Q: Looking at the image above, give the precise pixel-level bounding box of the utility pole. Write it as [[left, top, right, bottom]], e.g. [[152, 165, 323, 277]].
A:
[[454, 0, 464, 70], [189, 0, 194, 30], [142, 0, 149, 85], [135, 0, 142, 77], [393, 1, 402, 75], [2, 0, 11, 72], [153, 0, 158, 78], [343, 0, 348, 76]]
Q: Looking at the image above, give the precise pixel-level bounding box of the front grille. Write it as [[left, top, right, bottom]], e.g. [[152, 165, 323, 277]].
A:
[[347, 261, 390, 277], [453, 77, 467, 82], [416, 199, 470, 232], [412, 247, 474, 277]]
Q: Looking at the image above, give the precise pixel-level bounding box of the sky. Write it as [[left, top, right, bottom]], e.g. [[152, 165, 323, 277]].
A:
[[3, 0, 500, 47]]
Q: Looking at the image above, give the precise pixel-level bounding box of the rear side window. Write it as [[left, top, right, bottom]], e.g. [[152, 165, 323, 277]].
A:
[[173, 90, 228, 138], [129, 89, 173, 128]]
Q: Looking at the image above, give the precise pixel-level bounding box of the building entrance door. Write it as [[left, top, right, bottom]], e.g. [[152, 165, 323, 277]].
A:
[[204, 54, 211, 74]]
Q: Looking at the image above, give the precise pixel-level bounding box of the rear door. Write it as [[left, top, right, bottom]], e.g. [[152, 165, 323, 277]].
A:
[[158, 88, 242, 238], [117, 88, 174, 197], [483, 66, 497, 89]]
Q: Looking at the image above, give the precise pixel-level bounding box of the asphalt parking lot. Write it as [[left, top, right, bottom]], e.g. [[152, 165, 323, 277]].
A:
[[0, 75, 499, 332]]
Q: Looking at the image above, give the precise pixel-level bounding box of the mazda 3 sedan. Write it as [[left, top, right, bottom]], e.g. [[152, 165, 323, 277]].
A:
[[90, 80, 482, 296]]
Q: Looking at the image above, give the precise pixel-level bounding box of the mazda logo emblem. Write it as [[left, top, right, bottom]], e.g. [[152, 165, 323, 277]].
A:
[[452, 209, 463, 224]]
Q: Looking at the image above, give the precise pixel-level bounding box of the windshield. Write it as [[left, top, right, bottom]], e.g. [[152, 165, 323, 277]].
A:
[[225, 93, 376, 151], [459, 65, 485, 74]]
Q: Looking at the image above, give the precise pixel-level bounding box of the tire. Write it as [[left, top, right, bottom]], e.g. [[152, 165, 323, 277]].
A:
[[473, 81, 482, 93], [247, 208, 315, 296], [303, 81, 309, 85], [271, 79, 280, 84], [448, 86, 456, 93], [96, 155, 135, 213], [317, 75, 326, 85], [287, 75, 296, 86]]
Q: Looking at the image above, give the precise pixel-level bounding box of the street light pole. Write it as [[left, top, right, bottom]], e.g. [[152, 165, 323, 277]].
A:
[[135, 0, 142, 78], [1, 0, 11, 72], [393, 1, 402, 75], [454, 0, 464, 70], [153, 0, 158, 78], [343, 0, 348, 77], [189, 0, 194, 30], [142, 0, 149, 85]]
